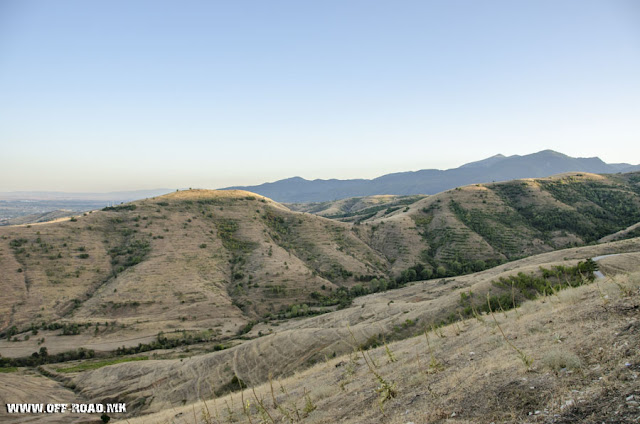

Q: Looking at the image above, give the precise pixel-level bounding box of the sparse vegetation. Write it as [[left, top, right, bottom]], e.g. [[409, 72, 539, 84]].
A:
[[56, 356, 148, 373], [216, 219, 257, 252]]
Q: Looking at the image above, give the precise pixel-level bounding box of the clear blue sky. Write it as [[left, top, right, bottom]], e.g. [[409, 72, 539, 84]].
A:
[[1, 0, 639, 191]]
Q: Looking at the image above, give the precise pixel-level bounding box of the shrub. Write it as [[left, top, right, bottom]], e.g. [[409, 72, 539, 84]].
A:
[[542, 349, 582, 372], [102, 204, 137, 212]]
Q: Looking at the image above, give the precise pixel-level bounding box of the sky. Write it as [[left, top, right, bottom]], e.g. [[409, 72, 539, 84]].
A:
[[0, 0, 639, 192]]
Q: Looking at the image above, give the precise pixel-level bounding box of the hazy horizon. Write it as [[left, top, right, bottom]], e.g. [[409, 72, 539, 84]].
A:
[[0, 148, 637, 196], [1, 1, 639, 191]]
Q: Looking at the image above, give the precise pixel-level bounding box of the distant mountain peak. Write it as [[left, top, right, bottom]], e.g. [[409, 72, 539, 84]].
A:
[[223, 150, 639, 202], [536, 149, 566, 156], [459, 153, 508, 169]]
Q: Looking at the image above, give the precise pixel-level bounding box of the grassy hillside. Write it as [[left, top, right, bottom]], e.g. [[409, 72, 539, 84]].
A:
[[0, 189, 388, 357], [119, 262, 640, 424]]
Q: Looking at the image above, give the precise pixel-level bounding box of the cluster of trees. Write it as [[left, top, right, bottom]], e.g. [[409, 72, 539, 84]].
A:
[[102, 204, 137, 212], [301, 257, 508, 312], [216, 219, 257, 252], [397, 258, 503, 286], [262, 211, 291, 237], [309, 286, 354, 309], [1, 321, 102, 340], [0, 347, 95, 368], [449, 199, 523, 257], [268, 303, 330, 320], [115, 331, 228, 356], [108, 238, 151, 272], [319, 264, 353, 281]]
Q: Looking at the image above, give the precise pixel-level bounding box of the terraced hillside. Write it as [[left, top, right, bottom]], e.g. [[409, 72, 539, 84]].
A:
[[358, 172, 640, 275]]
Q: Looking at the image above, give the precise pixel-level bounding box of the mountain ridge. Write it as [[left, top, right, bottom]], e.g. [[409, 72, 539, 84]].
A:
[[225, 150, 640, 202]]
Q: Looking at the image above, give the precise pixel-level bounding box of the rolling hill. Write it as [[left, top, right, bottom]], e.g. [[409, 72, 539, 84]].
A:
[[285, 194, 427, 222], [0, 189, 390, 358]]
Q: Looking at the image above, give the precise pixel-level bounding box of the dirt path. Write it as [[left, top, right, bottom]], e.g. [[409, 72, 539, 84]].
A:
[[593, 253, 622, 279]]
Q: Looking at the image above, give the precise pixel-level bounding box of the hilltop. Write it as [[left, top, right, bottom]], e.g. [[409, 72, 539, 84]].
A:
[[348, 172, 640, 274]]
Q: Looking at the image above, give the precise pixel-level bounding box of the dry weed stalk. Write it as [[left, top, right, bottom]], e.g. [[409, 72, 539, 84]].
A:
[[251, 387, 276, 424], [615, 282, 635, 297], [593, 280, 610, 307], [240, 388, 253, 424], [347, 326, 397, 413], [495, 295, 508, 318], [486, 293, 533, 369], [223, 398, 235, 423], [470, 301, 485, 323], [268, 372, 278, 409], [511, 281, 520, 318], [424, 330, 444, 373], [431, 324, 445, 338], [302, 387, 316, 416], [384, 340, 397, 363], [201, 397, 220, 424], [453, 321, 462, 336]]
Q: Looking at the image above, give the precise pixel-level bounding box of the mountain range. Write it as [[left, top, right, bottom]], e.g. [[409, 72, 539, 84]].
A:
[[226, 149, 640, 202]]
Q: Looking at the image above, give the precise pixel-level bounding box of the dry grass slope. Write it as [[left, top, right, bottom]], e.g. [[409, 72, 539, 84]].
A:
[[118, 260, 640, 424], [15, 238, 637, 421], [0, 189, 388, 357]]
